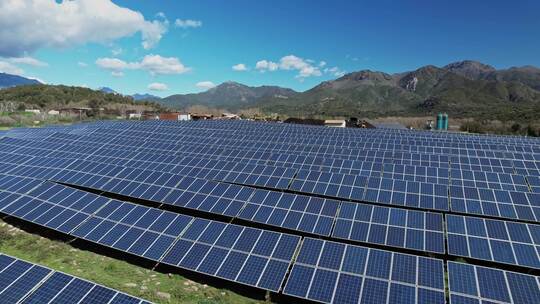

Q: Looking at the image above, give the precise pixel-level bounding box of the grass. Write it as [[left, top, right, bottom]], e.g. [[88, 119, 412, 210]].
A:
[[0, 218, 264, 304]]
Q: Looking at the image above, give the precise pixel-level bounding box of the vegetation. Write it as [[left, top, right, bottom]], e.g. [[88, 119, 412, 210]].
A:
[[0, 218, 262, 304], [0, 84, 166, 128]]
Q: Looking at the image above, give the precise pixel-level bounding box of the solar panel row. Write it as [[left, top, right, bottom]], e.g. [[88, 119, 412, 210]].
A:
[[0, 176, 300, 292]]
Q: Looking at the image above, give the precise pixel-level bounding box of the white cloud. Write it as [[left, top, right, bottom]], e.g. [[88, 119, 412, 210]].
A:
[[196, 81, 216, 90], [148, 82, 168, 91], [319, 61, 326, 67], [324, 66, 346, 77], [96, 57, 130, 71], [111, 71, 124, 77], [232, 63, 248, 71], [95, 54, 190, 76], [256, 55, 322, 79], [138, 54, 190, 75], [175, 19, 202, 29], [78, 61, 88, 67], [0, 0, 168, 57], [6, 56, 48, 67], [0, 61, 24, 75], [255, 60, 278, 71]]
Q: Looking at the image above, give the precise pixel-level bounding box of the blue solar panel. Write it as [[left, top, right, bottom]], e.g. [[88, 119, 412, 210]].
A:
[[447, 215, 540, 269], [283, 238, 445, 304], [448, 261, 540, 304], [333, 202, 445, 253]]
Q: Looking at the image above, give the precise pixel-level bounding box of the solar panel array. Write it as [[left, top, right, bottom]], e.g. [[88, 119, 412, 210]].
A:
[[0, 253, 150, 303], [1, 119, 540, 303]]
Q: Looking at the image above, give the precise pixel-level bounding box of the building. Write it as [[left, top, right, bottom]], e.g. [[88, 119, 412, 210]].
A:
[[159, 112, 192, 121], [221, 113, 240, 120], [128, 113, 142, 119], [179, 113, 191, 121], [324, 119, 346, 128]]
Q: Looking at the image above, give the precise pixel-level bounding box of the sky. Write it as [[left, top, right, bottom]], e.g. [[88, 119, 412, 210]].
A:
[[0, 0, 539, 97]]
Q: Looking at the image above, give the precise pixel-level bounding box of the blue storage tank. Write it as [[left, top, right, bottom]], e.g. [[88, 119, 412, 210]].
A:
[[436, 113, 443, 130], [442, 113, 449, 130]]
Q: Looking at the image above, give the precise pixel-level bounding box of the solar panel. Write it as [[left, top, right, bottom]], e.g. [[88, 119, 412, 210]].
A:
[[333, 202, 445, 253], [447, 214, 540, 269], [0, 254, 149, 303], [448, 261, 540, 304], [283, 238, 446, 304]]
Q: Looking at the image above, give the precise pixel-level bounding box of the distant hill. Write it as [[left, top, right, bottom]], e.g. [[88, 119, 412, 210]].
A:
[[161, 81, 298, 110], [0, 73, 41, 89], [99, 87, 118, 94], [132, 93, 161, 101]]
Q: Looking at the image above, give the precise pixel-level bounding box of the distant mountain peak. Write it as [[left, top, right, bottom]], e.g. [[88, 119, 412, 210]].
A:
[[132, 93, 161, 101], [0, 72, 41, 89], [443, 60, 496, 79], [99, 87, 118, 94]]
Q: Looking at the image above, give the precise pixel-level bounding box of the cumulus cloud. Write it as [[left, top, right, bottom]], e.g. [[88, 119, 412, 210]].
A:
[[255, 60, 278, 72], [232, 63, 248, 71], [138, 54, 190, 75], [175, 19, 202, 28], [255, 55, 322, 79], [95, 54, 190, 76], [254, 55, 346, 79], [0, 0, 168, 57], [196, 81, 216, 90], [148, 82, 168, 91]]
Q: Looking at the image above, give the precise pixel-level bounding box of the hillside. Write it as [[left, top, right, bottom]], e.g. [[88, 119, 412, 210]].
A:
[[0, 84, 164, 112], [0, 73, 40, 89]]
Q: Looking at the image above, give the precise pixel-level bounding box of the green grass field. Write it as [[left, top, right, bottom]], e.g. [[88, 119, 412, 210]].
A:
[[0, 218, 264, 304]]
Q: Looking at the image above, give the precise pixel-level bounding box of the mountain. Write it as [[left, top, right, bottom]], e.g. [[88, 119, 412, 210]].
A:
[[161, 81, 297, 110], [99, 87, 118, 94], [0, 72, 41, 89], [132, 93, 161, 101]]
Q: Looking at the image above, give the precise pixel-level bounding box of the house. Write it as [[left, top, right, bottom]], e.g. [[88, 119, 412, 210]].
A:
[[128, 113, 142, 119], [47, 110, 59, 115]]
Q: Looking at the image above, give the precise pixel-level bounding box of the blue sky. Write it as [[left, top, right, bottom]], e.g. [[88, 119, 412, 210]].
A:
[[1, 0, 539, 97]]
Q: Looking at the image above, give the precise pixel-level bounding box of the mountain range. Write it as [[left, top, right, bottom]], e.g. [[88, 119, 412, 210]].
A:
[[2, 60, 540, 120], [158, 60, 540, 120]]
